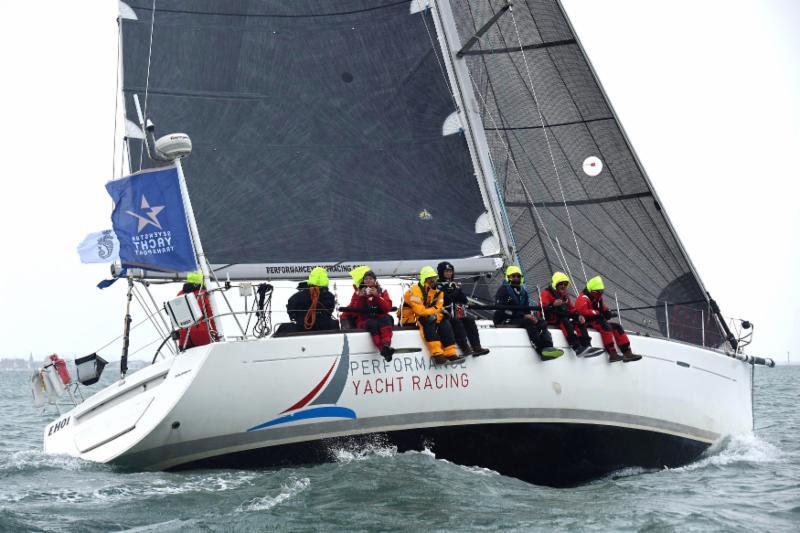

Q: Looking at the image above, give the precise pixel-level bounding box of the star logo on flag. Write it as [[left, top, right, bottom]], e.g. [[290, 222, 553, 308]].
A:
[[126, 195, 165, 232]]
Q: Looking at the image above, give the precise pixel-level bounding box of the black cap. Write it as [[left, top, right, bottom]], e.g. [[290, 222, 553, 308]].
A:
[[437, 261, 455, 279]]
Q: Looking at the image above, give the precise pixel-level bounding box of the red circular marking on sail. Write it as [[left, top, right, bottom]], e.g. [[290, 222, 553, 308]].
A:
[[583, 156, 603, 177]]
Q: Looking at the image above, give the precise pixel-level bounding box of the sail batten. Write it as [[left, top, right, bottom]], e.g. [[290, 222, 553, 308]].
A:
[[447, 0, 726, 346], [459, 37, 577, 56]]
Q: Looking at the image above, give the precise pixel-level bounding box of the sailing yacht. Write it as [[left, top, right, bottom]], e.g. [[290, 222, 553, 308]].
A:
[[41, 0, 772, 487]]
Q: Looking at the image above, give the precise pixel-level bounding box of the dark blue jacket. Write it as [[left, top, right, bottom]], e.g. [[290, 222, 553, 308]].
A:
[[493, 281, 531, 324]]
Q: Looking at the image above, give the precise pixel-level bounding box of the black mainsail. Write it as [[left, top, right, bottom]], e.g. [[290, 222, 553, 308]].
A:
[[121, 1, 492, 270]]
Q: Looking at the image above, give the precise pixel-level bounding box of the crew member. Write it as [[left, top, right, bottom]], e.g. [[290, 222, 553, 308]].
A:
[[539, 272, 594, 356], [575, 276, 641, 363], [340, 266, 395, 362], [493, 266, 563, 361], [177, 271, 217, 350], [436, 261, 489, 357], [286, 267, 338, 332], [401, 266, 465, 366]]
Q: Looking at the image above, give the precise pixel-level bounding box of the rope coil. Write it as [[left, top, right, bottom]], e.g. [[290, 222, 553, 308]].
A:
[[304, 286, 321, 330]]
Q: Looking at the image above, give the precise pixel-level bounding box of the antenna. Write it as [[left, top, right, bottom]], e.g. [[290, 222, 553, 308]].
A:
[[133, 93, 192, 162]]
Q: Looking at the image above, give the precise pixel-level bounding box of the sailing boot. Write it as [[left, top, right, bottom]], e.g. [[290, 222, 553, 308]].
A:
[[445, 355, 466, 365], [622, 347, 642, 363], [380, 344, 395, 362], [566, 332, 585, 356], [432, 354, 448, 366], [472, 346, 491, 357], [538, 346, 565, 361], [458, 341, 474, 357], [607, 347, 623, 363], [572, 341, 588, 356], [577, 336, 604, 358], [442, 344, 464, 365]]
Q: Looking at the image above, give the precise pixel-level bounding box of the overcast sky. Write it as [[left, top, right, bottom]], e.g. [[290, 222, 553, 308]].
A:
[[0, 1, 797, 364]]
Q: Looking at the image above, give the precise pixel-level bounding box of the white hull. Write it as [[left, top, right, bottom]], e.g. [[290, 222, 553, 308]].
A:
[[44, 325, 753, 485]]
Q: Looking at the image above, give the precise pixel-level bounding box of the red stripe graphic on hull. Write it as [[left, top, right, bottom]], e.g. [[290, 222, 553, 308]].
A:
[[281, 357, 338, 413]]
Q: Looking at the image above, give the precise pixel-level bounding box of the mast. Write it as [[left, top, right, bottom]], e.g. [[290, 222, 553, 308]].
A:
[[428, 0, 518, 266]]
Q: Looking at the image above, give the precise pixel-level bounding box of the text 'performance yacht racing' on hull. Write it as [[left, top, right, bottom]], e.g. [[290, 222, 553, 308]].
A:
[[39, 0, 773, 487]]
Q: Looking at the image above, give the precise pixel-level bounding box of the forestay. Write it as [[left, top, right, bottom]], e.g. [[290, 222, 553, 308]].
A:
[[445, 0, 726, 346], [120, 0, 496, 276]]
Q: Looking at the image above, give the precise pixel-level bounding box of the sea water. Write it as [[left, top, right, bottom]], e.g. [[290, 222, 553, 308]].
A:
[[1, 366, 797, 532]]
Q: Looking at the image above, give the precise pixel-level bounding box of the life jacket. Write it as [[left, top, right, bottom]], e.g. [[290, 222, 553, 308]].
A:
[[401, 283, 443, 325], [492, 281, 531, 324], [342, 285, 393, 328], [503, 282, 529, 307], [540, 285, 576, 323], [575, 288, 608, 319]]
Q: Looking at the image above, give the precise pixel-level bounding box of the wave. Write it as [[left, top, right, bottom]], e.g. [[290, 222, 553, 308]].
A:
[[90, 472, 260, 501], [119, 518, 202, 532], [329, 435, 398, 463], [457, 463, 501, 477], [606, 466, 656, 481], [0, 509, 47, 533], [0, 449, 97, 473], [673, 433, 781, 472], [0, 471, 260, 504], [235, 477, 310, 512]]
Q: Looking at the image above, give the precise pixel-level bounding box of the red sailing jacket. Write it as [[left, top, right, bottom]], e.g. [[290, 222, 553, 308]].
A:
[[575, 290, 609, 320], [539, 286, 579, 324], [177, 288, 217, 349], [341, 287, 393, 328]]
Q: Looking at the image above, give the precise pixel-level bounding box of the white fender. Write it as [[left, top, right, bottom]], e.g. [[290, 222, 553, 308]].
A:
[[31, 371, 47, 408], [43, 366, 66, 401]]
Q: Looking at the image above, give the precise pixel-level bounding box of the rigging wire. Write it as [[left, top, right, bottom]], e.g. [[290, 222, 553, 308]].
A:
[[92, 311, 161, 354], [112, 15, 122, 180], [460, 55, 568, 278], [554, 236, 580, 297], [128, 336, 163, 357], [132, 284, 173, 353], [139, 0, 158, 171], [508, 6, 588, 288], [418, 4, 460, 113], [203, 260, 248, 337], [139, 281, 177, 354]]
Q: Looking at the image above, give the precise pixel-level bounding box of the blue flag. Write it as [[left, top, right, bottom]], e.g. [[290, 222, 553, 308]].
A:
[[105, 166, 197, 273]]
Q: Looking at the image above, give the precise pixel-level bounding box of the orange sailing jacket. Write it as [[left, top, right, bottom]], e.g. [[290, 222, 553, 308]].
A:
[[400, 283, 444, 325]]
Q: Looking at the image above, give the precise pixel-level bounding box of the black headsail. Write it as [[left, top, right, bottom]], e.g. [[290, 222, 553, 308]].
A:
[[120, 1, 497, 278], [444, 0, 728, 347]]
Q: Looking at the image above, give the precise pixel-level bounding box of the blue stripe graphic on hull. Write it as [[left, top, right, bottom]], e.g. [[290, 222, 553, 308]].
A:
[[247, 406, 357, 432]]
